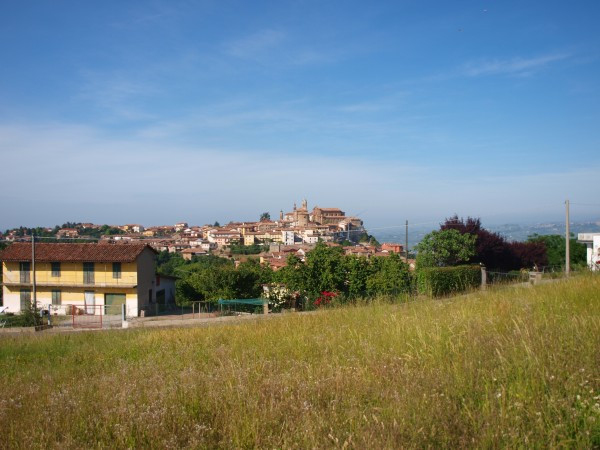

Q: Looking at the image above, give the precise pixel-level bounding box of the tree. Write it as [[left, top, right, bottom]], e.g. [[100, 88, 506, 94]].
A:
[[358, 232, 380, 247], [260, 212, 271, 221], [213, 221, 220, 227], [441, 215, 510, 268], [416, 229, 477, 268], [527, 234, 586, 268], [303, 243, 346, 298], [274, 254, 307, 298], [441, 215, 548, 270], [366, 253, 412, 296], [343, 255, 370, 298]]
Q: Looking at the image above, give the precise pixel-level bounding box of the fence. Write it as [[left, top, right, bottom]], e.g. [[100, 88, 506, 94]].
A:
[[487, 270, 529, 285], [48, 304, 125, 329]]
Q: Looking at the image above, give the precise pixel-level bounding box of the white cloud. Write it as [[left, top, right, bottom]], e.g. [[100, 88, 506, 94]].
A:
[[462, 53, 570, 77], [77, 71, 160, 120], [0, 122, 597, 230]]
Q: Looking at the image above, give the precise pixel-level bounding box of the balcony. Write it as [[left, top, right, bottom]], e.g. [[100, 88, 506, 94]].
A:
[[2, 271, 137, 289]]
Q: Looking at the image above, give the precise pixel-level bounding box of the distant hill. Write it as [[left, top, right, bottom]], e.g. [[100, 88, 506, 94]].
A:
[[371, 220, 600, 249]]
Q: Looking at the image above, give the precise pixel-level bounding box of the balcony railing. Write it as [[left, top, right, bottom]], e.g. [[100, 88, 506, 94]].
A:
[[2, 271, 137, 288]]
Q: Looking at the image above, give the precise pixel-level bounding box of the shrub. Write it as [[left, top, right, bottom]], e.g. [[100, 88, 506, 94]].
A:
[[417, 265, 481, 297]]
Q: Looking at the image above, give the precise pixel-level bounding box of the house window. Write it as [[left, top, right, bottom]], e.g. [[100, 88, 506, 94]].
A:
[[51, 262, 61, 277], [51, 290, 61, 306], [20, 289, 31, 310], [83, 262, 94, 284], [19, 262, 31, 284], [112, 262, 122, 279]]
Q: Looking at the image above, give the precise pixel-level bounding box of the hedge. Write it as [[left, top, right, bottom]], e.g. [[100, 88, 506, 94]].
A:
[[416, 265, 481, 297]]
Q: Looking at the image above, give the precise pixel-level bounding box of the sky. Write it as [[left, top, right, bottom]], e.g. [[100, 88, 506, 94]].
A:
[[1, 0, 599, 231]]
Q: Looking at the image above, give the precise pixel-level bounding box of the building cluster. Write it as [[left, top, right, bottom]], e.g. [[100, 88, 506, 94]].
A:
[[2, 200, 408, 272], [13, 200, 372, 258]]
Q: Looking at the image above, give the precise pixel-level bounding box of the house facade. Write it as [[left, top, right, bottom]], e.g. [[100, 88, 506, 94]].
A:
[[577, 233, 600, 271], [0, 243, 167, 316]]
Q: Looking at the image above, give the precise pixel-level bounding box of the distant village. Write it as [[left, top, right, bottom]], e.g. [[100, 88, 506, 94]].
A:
[[1, 200, 409, 271]]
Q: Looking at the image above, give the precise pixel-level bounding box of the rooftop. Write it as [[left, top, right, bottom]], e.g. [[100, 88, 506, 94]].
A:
[[0, 243, 156, 263]]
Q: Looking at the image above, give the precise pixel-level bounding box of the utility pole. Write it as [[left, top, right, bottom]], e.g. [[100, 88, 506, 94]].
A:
[[565, 199, 570, 277], [31, 231, 37, 312], [405, 220, 409, 262]]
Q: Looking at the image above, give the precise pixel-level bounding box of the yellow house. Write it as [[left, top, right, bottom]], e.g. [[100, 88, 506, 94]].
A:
[[0, 243, 161, 317]]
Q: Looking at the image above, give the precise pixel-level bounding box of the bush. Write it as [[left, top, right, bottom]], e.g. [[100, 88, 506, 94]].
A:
[[416, 265, 481, 297], [1, 306, 43, 327]]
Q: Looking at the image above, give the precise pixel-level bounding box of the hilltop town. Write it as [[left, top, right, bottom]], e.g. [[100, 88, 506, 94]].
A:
[[1, 200, 407, 270]]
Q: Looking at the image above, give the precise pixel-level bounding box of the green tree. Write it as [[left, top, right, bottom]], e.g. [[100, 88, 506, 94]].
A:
[[527, 234, 586, 268], [366, 253, 412, 296], [416, 229, 476, 268], [260, 212, 270, 221], [358, 232, 380, 247], [303, 243, 346, 299], [343, 255, 371, 298], [274, 254, 307, 295]]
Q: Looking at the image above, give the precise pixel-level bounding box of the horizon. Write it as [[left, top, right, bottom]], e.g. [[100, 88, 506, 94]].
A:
[[1, 1, 599, 228]]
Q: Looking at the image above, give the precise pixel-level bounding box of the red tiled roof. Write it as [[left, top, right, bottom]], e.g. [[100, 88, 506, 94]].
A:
[[0, 243, 156, 262]]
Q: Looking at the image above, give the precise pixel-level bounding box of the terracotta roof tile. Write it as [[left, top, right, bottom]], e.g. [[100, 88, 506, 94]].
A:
[[0, 243, 155, 262]]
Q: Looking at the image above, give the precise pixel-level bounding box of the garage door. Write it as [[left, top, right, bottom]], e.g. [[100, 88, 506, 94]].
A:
[[104, 293, 126, 315]]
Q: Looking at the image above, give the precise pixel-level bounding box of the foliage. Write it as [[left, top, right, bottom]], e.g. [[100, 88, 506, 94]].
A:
[[273, 254, 307, 307], [5, 223, 125, 239], [358, 232, 380, 246], [416, 265, 481, 297], [441, 215, 548, 270], [174, 258, 271, 305], [416, 229, 476, 268], [81, 224, 125, 237], [213, 221, 220, 227], [303, 243, 347, 303], [1, 303, 43, 327], [274, 244, 413, 306], [259, 212, 270, 221], [262, 284, 298, 311], [228, 243, 269, 255], [365, 252, 413, 296], [527, 234, 587, 268], [510, 241, 548, 269], [313, 291, 337, 308], [156, 251, 188, 276]]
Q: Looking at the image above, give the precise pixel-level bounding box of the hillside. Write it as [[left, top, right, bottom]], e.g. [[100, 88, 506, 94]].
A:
[[1, 276, 599, 448]]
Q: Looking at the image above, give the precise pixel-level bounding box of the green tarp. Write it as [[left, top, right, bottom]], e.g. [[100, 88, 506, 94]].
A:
[[218, 298, 266, 306]]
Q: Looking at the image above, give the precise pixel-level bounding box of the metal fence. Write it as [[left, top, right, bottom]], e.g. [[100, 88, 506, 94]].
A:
[[48, 304, 124, 329]]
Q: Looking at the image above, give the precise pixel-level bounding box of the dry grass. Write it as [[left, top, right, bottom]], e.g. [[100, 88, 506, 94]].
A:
[[1, 275, 599, 448]]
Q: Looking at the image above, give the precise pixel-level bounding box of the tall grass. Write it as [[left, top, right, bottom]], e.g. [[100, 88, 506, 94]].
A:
[[0, 275, 599, 448]]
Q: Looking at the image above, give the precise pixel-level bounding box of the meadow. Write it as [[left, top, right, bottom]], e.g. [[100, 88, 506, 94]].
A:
[[0, 275, 599, 448]]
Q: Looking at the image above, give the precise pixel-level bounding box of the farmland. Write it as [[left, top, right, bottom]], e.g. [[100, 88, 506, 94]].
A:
[[1, 275, 599, 448]]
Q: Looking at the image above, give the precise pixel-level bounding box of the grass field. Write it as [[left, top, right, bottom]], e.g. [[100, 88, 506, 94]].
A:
[[1, 276, 599, 448]]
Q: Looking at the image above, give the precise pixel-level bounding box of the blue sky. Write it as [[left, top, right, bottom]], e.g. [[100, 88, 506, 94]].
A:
[[1, 1, 599, 231]]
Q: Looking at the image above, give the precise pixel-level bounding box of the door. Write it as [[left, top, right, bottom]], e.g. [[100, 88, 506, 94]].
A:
[[85, 291, 95, 315], [104, 293, 126, 315]]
